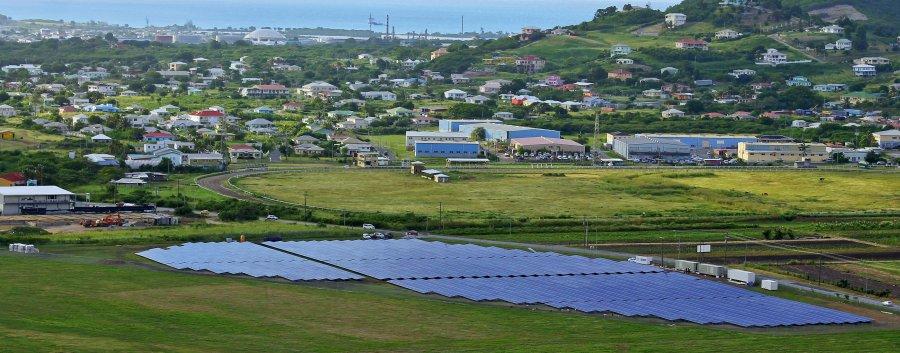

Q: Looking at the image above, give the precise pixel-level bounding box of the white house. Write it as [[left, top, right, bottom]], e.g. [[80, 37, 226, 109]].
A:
[[762, 49, 787, 65], [444, 89, 468, 100], [299, 81, 339, 98], [853, 64, 876, 77], [360, 91, 397, 101], [661, 108, 685, 118], [0, 104, 17, 117], [245, 118, 276, 134], [821, 25, 844, 34], [465, 95, 490, 105], [825, 39, 852, 51], [665, 13, 687, 27], [610, 43, 632, 57], [715, 29, 741, 40]]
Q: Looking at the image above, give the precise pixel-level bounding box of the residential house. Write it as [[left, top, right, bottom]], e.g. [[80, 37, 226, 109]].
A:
[[444, 89, 468, 100], [465, 95, 490, 105], [252, 106, 275, 114], [762, 49, 787, 65], [853, 64, 876, 77], [246, 118, 276, 134], [661, 109, 685, 118], [853, 57, 890, 66], [610, 43, 632, 57], [665, 13, 687, 27], [715, 29, 741, 40], [608, 69, 632, 81], [0, 172, 27, 186], [825, 38, 852, 51], [813, 84, 847, 92], [615, 58, 634, 65], [169, 61, 188, 71], [515, 55, 546, 74], [361, 91, 397, 101], [0, 104, 16, 117], [228, 144, 263, 161], [820, 25, 844, 34], [786, 76, 812, 87], [240, 84, 291, 98], [84, 154, 119, 167], [188, 109, 225, 127], [143, 131, 175, 143], [872, 129, 900, 149], [675, 38, 708, 50], [479, 79, 512, 95], [430, 47, 449, 60], [299, 81, 339, 98], [293, 143, 325, 156]]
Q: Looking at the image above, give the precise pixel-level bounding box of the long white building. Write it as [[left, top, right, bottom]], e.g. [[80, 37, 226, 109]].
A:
[[405, 131, 470, 148], [0, 186, 75, 215]]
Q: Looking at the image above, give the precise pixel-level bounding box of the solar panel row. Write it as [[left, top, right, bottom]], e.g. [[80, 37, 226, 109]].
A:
[[136, 242, 363, 281], [138, 240, 871, 327], [266, 239, 660, 279], [390, 274, 871, 327]]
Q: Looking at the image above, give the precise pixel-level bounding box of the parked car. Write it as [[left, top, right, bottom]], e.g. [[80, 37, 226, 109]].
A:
[[405, 230, 419, 237], [362, 233, 372, 240], [362, 224, 375, 230], [265, 215, 279, 221]]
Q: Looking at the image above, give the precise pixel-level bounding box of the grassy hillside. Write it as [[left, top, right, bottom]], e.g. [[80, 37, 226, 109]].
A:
[[783, 0, 900, 29], [1, 251, 897, 352], [236, 170, 900, 219]]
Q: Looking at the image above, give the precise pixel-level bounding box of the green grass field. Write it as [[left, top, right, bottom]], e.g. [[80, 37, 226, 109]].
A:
[[236, 169, 900, 219], [1, 251, 896, 352]]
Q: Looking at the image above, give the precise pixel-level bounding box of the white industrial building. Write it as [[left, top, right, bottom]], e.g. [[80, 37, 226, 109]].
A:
[[404, 131, 470, 148], [0, 186, 75, 215]]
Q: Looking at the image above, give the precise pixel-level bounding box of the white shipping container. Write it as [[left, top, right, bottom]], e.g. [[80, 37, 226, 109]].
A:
[[698, 263, 726, 277], [675, 260, 698, 272], [728, 269, 757, 285], [761, 280, 778, 290]]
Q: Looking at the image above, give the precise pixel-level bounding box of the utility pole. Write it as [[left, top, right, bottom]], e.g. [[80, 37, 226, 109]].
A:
[[723, 234, 728, 266], [303, 191, 308, 209], [439, 202, 443, 231], [583, 217, 588, 247]]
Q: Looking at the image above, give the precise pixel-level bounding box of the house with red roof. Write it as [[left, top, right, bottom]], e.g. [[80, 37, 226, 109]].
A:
[[143, 131, 176, 142], [188, 109, 226, 126], [608, 69, 633, 81], [0, 172, 27, 186], [675, 38, 709, 50]]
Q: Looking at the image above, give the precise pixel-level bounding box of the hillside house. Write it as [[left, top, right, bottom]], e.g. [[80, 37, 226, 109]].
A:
[[610, 43, 632, 57], [675, 38, 708, 50], [665, 13, 687, 27], [240, 84, 291, 98], [762, 49, 787, 65]]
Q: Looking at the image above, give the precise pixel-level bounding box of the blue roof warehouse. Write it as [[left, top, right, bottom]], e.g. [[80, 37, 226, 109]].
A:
[[414, 141, 481, 158], [457, 123, 561, 142]]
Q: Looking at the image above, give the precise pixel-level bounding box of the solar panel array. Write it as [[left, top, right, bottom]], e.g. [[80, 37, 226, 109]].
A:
[[390, 273, 871, 327], [266, 239, 870, 327], [136, 242, 362, 281], [264, 239, 659, 279]]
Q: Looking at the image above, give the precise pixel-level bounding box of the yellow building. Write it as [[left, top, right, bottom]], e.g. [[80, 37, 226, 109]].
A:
[[0, 130, 14, 140], [737, 142, 828, 163]]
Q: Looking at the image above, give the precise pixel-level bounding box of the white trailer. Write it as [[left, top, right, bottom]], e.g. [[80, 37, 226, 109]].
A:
[[728, 269, 756, 285], [698, 263, 726, 278], [675, 260, 699, 272], [761, 279, 778, 291]]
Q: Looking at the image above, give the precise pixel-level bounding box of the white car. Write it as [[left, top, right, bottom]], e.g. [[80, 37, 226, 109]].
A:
[[882, 300, 893, 307], [362, 224, 375, 230], [265, 215, 279, 221], [362, 234, 372, 240]]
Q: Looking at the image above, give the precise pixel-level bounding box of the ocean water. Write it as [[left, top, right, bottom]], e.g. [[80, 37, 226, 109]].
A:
[[0, 0, 681, 34]]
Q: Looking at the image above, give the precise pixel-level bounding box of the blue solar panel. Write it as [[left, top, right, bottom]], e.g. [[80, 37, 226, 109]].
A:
[[389, 274, 871, 327], [265, 239, 659, 279], [136, 242, 363, 281]]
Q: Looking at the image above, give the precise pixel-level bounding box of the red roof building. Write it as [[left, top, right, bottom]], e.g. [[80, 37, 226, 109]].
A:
[[0, 172, 27, 186], [675, 38, 709, 50]]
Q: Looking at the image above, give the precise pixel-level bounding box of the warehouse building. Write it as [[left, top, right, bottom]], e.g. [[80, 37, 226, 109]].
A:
[[510, 137, 585, 153], [405, 131, 470, 148], [414, 141, 481, 158], [636, 134, 757, 150], [737, 142, 828, 163], [0, 186, 75, 215], [613, 136, 691, 160], [457, 123, 561, 142], [438, 119, 502, 132]]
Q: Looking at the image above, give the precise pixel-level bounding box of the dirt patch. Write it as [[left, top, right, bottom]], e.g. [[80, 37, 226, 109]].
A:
[[780, 264, 896, 299], [808, 5, 868, 22]]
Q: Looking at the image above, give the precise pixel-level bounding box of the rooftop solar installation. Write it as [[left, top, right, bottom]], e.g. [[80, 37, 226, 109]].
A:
[[136, 242, 363, 281], [390, 273, 871, 327], [264, 239, 660, 279]]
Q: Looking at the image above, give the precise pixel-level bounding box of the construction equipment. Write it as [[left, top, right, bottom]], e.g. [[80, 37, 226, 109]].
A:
[[80, 214, 125, 228]]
